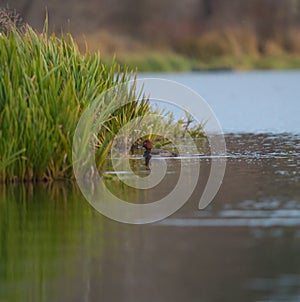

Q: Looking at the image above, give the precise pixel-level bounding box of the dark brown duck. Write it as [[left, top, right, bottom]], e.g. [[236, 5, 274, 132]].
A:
[[141, 139, 178, 170]]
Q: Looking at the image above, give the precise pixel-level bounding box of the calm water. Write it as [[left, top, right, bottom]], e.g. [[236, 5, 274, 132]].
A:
[[139, 70, 300, 133], [1, 71, 300, 302]]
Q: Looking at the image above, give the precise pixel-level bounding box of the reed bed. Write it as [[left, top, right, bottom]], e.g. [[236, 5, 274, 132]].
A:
[[0, 26, 149, 182]]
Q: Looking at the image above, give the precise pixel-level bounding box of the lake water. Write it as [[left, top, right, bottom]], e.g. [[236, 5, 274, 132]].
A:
[[1, 71, 300, 302], [139, 70, 300, 134]]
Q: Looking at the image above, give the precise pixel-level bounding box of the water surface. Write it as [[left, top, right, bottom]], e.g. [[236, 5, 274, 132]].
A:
[[139, 70, 300, 133], [1, 71, 300, 302], [1, 132, 300, 302]]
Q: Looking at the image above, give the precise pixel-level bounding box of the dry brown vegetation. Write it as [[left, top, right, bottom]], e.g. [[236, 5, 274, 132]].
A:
[[1, 0, 300, 70]]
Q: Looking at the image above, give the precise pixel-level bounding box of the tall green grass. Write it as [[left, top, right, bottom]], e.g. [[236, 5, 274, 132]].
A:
[[0, 26, 148, 182]]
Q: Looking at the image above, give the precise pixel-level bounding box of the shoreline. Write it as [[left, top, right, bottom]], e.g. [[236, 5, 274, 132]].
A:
[[108, 52, 300, 72]]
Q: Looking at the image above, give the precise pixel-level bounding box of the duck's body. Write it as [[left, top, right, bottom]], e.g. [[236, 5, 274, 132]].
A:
[[149, 149, 178, 157], [141, 139, 177, 170]]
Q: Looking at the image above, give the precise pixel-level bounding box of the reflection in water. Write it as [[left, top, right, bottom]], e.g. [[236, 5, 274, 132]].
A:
[[0, 134, 300, 302]]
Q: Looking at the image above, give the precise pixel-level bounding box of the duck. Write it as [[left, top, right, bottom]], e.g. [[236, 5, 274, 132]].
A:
[[140, 139, 178, 170]]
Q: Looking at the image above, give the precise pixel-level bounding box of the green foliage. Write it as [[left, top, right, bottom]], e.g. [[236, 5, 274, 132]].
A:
[[113, 52, 193, 72], [113, 51, 300, 72], [0, 26, 147, 182]]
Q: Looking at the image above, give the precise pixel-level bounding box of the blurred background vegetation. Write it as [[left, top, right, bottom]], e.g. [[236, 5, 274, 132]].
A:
[[1, 0, 300, 71]]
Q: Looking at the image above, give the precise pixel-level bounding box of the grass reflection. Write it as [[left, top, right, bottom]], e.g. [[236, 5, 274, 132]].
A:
[[0, 182, 111, 302]]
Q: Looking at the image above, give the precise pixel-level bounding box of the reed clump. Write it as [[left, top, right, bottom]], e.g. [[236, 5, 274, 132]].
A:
[[0, 26, 148, 182]]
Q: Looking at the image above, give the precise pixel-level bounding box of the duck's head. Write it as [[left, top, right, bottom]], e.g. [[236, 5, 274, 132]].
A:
[[142, 139, 153, 151]]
